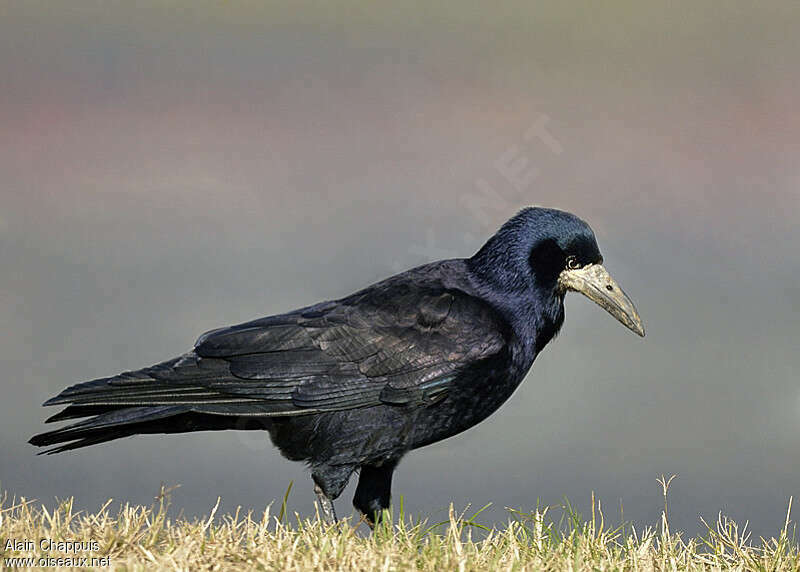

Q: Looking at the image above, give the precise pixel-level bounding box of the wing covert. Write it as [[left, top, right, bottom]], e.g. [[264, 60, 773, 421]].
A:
[[191, 283, 507, 413]]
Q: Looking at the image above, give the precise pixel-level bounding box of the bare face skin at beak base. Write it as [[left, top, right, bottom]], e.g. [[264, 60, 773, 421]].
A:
[[558, 264, 645, 337]]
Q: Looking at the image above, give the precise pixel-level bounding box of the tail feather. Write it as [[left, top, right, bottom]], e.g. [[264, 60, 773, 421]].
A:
[[29, 405, 277, 455], [36, 431, 141, 455], [29, 406, 185, 450]]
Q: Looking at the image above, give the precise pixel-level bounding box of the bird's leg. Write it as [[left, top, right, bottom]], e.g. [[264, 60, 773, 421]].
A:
[[353, 461, 397, 529], [314, 483, 338, 524], [311, 465, 355, 526]]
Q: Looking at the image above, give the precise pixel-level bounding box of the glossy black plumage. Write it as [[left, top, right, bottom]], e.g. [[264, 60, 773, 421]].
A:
[[30, 207, 643, 524]]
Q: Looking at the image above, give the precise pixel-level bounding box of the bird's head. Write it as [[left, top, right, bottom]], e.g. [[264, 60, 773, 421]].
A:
[[469, 207, 645, 337]]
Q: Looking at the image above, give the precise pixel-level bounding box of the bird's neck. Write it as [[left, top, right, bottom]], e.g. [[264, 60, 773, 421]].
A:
[[465, 263, 565, 362], [508, 288, 565, 360]]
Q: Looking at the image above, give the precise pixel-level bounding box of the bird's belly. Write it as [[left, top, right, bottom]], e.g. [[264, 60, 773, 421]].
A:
[[267, 406, 421, 467], [267, 356, 531, 466]]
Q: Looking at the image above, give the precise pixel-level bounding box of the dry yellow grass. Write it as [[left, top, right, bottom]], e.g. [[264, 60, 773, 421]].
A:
[[1, 485, 798, 571]]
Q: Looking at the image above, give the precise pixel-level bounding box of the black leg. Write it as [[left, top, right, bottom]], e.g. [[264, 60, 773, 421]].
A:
[[353, 461, 397, 527]]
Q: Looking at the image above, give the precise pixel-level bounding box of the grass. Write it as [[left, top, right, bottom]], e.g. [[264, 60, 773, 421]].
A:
[[1, 480, 798, 571]]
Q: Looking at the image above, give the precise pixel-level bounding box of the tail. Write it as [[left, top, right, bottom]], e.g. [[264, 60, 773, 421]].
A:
[[28, 406, 270, 454], [29, 353, 281, 454], [30, 406, 183, 453]]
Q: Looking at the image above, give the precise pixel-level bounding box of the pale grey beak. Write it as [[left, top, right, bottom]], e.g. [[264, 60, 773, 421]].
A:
[[559, 264, 645, 337]]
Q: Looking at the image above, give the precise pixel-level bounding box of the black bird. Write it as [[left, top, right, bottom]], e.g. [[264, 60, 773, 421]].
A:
[[30, 207, 644, 525]]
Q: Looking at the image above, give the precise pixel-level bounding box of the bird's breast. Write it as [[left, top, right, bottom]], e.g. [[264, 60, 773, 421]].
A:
[[409, 343, 531, 450]]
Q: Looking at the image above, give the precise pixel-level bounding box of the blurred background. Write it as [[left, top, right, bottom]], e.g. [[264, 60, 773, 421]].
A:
[[1, 1, 798, 537]]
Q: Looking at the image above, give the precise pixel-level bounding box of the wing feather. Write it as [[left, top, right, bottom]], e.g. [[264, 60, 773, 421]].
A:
[[43, 275, 507, 420]]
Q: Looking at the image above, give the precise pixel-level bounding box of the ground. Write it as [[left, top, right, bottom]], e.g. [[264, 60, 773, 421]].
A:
[[1, 487, 798, 571]]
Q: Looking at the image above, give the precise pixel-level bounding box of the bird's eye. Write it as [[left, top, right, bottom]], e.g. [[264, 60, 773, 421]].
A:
[[566, 256, 581, 270]]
